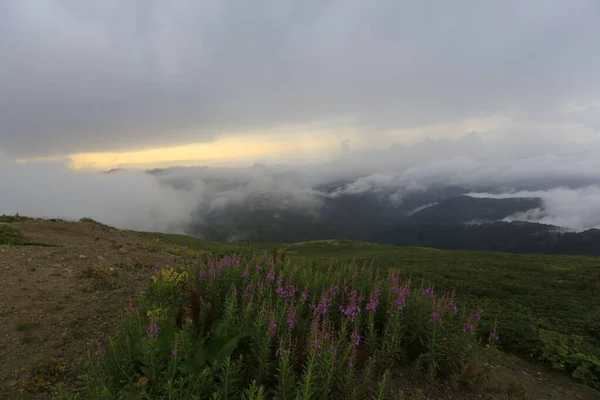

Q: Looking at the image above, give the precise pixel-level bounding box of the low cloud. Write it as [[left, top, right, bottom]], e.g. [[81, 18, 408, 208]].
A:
[[0, 151, 199, 233], [469, 187, 600, 231], [3, 132, 600, 234]]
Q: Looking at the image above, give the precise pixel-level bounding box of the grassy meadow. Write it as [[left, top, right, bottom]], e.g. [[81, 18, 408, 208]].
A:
[[134, 233, 600, 390], [57, 249, 502, 399], [3, 218, 599, 397]]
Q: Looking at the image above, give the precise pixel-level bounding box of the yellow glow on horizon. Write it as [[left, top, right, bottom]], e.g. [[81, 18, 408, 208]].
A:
[[13, 115, 513, 170], [16, 130, 344, 170]]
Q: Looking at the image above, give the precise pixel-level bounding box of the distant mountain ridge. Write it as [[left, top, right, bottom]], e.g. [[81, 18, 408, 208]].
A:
[[103, 168, 600, 256], [179, 181, 600, 256]]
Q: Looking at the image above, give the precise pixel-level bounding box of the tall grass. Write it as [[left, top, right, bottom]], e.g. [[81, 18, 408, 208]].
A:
[[71, 250, 499, 399]]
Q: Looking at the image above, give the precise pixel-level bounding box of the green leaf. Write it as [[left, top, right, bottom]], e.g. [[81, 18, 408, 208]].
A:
[[212, 335, 240, 369]]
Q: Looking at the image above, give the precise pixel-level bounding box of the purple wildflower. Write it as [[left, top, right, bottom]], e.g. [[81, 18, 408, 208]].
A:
[[394, 287, 410, 309], [241, 269, 250, 278], [339, 290, 361, 322], [152, 267, 161, 275], [350, 331, 361, 346], [445, 300, 458, 315], [301, 289, 309, 303], [147, 322, 159, 339], [125, 304, 137, 315], [94, 348, 106, 361], [422, 287, 435, 300], [462, 312, 481, 335], [256, 263, 263, 271], [228, 283, 237, 294], [172, 349, 178, 357], [391, 273, 401, 294], [267, 317, 277, 336], [310, 337, 323, 358], [286, 307, 296, 330], [311, 295, 332, 316], [488, 330, 500, 343], [365, 285, 383, 312], [242, 284, 255, 301], [198, 269, 207, 280], [462, 323, 475, 335], [429, 312, 442, 326], [266, 266, 275, 282], [328, 285, 340, 295]]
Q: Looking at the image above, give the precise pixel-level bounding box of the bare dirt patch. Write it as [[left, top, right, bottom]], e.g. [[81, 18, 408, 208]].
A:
[[0, 219, 183, 399]]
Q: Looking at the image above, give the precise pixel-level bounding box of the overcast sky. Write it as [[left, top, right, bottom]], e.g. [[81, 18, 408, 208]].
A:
[[3, 1, 600, 232], [1, 0, 600, 163]]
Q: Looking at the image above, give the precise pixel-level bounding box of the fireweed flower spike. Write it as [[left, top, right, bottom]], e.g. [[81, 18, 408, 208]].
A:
[[445, 300, 458, 315], [365, 285, 383, 312], [462, 312, 482, 335], [339, 290, 361, 321], [286, 307, 296, 330], [429, 312, 442, 326], [268, 317, 278, 336], [147, 322, 159, 339], [422, 286, 435, 300], [488, 330, 500, 343], [394, 287, 409, 310]]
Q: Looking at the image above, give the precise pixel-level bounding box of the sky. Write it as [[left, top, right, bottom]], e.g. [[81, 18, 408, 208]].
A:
[[1, 0, 600, 169], [2, 1, 600, 232]]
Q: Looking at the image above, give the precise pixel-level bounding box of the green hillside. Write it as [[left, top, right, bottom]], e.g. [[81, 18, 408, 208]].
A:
[[139, 233, 600, 386]]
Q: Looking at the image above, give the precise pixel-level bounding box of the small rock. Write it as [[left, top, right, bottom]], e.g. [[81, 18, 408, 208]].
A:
[[97, 256, 105, 260], [79, 255, 87, 259]]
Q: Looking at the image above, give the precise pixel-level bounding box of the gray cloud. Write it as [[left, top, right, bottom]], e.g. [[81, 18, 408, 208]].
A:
[[0, 151, 200, 232], [469, 187, 600, 231], [3, 132, 600, 233], [2, 0, 600, 157]]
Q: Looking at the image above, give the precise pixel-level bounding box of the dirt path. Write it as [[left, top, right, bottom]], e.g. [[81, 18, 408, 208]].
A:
[[0, 219, 182, 399], [0, 219, 598, 399]]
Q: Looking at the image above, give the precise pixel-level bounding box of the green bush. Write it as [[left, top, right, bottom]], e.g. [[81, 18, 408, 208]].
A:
[[0, 222, 26, 245], [0, 213, 32, 223], [538, 329, 600, 388]]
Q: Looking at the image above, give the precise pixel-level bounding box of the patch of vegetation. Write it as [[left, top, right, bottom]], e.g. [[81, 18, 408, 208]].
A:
[[135, 231, 275, 255], [59, 251, 502, 399], [0, 213, 33, 223], [15, 322, 40, 333], [0, 222, 29, 245], [79, 217, 115, 231], [538, 329, 600, 388], [0, 221, 54, 246], [20, 357, 70, 396], [280, 240, 600, 387], [138, 234, 600, 388], [81, 266, 118, 289]]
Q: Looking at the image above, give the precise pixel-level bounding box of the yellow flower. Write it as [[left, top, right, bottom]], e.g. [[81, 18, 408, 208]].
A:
[[146, 307, 164, 319], [136, 376, 149, 387]]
